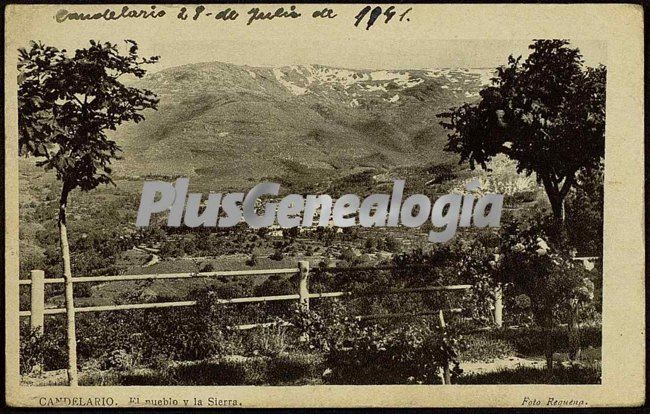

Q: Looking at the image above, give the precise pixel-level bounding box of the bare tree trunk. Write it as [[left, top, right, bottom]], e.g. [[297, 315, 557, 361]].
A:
[[541, 175, 569, 222], [546, 189, 566, 222], [543, 314, 554, 372], [551, 196, 565, 222], [567, 302, 581, 362], [58, 183, 78, 386]]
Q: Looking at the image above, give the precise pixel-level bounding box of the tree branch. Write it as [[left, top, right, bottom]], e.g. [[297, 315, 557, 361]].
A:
[[559, 172, 576, 198]]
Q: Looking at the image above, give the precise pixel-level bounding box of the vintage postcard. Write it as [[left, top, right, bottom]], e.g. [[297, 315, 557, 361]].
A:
[[4, 3, 645, 408]]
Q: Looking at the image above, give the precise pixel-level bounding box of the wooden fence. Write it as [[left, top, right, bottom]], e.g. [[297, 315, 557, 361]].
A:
[[20, 262, 480, 386]]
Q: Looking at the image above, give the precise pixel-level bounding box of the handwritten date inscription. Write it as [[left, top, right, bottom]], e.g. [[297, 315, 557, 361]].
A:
[[354, 6, 412, 30], [54, 5, 411, 28]]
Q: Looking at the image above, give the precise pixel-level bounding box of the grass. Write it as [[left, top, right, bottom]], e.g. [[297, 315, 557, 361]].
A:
[[477, 326, 602, 358], [74, 353, 324, 386], [457, 364, 601, 384], [25, 355, 599, 386]]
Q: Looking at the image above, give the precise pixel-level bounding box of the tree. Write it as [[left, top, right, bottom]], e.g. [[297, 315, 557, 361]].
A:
[[498, 214, 594, 370], [440, 40, 606, 221], [565, 165, 604, 256], [18, 40, 159, 385]]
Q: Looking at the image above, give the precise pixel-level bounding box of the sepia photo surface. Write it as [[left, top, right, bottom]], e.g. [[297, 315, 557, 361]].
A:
[[4, 3, 644, 408]]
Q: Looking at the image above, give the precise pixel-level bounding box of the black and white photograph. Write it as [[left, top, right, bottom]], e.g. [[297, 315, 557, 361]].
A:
[[4, 3, 644, 409]]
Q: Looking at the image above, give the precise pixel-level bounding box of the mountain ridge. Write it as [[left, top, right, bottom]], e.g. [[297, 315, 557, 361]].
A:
[[112, 61, 495, 190]]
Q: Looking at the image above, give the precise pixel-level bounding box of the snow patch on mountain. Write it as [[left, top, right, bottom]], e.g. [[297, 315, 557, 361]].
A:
[[273, 67, 309, 95], [466, 68, 496, 86]]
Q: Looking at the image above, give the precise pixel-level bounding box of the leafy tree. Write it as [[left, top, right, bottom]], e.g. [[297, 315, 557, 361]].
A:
[[498, 215, 594, 369], [440, 40, 605, 221], [565, 165, 604, 255], [18, 40, 159, 384]]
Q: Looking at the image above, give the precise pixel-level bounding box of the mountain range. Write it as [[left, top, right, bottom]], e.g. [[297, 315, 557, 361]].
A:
[[113, 62, 495, 190]]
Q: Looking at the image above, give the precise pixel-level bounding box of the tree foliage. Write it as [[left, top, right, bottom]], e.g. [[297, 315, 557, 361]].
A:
[[439, 40, 606, 218], [496, 213, 595, 367], [565, 165, 604, 255], [18, 40, 159, 192]]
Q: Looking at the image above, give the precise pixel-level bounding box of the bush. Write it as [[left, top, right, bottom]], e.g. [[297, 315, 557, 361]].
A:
[[72, 290, 251, 367], [245, 253, 258, 267], [269, 249, 284, 261], [20, 323, 67, 374], [244, 324, 290, 357], [100, 349, 137, 371], [200, 263, 215, 273], [74, 283, 93, 298], [290, 302, 460, 384], [77, 370, 121, 386], [460, 333, 516, 362], [323, 322, 456, 385], [20, 326, 45, 375]]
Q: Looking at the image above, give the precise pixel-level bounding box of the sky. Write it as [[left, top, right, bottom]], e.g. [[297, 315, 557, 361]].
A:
[[150, 38, 606, 71], [7, 4, 607, 71]]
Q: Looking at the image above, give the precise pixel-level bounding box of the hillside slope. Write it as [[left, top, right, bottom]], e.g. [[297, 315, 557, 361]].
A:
[[113, 62, 495, 189]]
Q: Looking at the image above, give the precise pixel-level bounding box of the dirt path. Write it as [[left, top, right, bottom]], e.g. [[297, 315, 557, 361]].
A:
[[461, 356, 545, 375], [133, 246, 160, 267]]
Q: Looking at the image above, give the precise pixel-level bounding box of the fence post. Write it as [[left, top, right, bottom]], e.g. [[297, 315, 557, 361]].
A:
[[30, 270, 45, 336], [494, 284, 503, 328], [298, 261, 310, 309], [438, 309, 451, 385]]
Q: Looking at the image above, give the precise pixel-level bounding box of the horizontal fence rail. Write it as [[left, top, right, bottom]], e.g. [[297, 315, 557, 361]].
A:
[[18, 267, 299, 285], [20, 262, 485, 386], [19, 284, 473, 317]]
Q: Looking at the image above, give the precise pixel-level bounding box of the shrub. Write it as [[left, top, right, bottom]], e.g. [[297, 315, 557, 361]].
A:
[[20, 326, 45, 375], [364, 237, 377, 253], [498, 213, 598, 366], [20, 323, 67, 374], [74, 283, 93, 298], [323, 321, 459, 385], [245, 324, 290, 357], [269, 249, 284, 261], [245, 253, 258, 267], [71, 289, 252, 367], [459, 333, 516, 362], [200, 263, 215, 272], [338, 247, 357, 263], [290, 302, 461, 384]]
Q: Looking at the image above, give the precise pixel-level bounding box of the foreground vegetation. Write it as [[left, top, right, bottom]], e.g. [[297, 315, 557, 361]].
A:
[[22, 322, 602, 386], [19, 155, 603, 385], [18, 39, 604, 386]]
